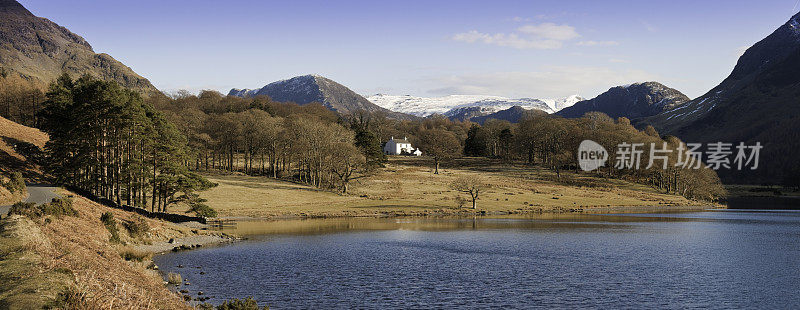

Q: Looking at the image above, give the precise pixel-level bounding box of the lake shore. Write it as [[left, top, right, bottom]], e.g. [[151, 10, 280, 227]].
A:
[[135, 233, 240, 254], [0, 191, 228, 309], [210, 203, 723, 221]]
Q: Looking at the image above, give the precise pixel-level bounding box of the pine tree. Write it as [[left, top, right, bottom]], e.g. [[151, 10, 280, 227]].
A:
[[39, 74, 209, 213]]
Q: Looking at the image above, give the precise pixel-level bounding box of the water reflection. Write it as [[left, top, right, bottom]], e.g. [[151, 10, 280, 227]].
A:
[[156, 210, 800, 309], [220, 213, 715, 237]]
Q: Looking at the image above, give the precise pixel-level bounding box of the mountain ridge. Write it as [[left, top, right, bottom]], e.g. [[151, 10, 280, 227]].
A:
[[643, 12, 800, 134], [368, 93, 583, 118], [228, 75, 413, 119], [556, 82, 689, 119], [639, 11, 800, 183], [0, 0, 161, 96], [471, 106, 549, 124]]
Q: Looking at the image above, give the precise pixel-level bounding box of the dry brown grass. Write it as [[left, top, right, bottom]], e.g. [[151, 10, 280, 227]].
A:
[[0, 175, 25, 205], [0, 116, 47, 150], [190, 157, 700, 219], [0, 214, 71, 309], [0, 190, 201, 309], [0, 116, 48, 187]]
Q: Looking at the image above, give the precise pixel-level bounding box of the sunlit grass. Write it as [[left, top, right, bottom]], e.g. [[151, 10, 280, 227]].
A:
[[191, 157, 697, 218]]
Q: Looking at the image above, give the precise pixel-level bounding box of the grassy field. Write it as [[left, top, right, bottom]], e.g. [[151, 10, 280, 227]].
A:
[[190, 157, 707, 219]]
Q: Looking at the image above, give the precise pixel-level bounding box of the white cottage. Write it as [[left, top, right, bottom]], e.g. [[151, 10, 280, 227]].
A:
[[384, 136, 422, 156]]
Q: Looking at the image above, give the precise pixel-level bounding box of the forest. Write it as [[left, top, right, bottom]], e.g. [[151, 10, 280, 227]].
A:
[[2, 74, 726, 217], [37, 74, 213, 214], [151, 89, 725, 202]]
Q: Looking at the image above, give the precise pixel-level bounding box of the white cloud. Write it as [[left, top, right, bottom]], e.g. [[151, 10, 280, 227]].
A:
[[517, 23, 579, 40], [452, 22, 579, 50], [452, 30, 564, 49], [608, 58, 629, 63], [425, 66, 659, 98], [576, 40, 619, 47]]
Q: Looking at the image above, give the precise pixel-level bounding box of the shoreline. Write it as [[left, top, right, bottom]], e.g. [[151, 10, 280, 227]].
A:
[[135, 233, 241, 255], [212, 203, 724, 222], [144, 204, 722, 256]]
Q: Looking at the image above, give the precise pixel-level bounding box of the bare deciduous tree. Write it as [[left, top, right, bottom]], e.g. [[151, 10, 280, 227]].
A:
[[330, 143, 364, 194], [450, 176, 488, 209], [417, 129, 461, 174]]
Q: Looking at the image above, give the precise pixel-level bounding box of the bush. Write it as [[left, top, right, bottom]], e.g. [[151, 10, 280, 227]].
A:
[[40, 197, 77, 217], [8, 197, 76, 219], [101, 212, 121, 243], [4, 172, 25, 193], [188, 203, 218, 218], [8, 201, 36, 217], [123, 216, 150, 239]]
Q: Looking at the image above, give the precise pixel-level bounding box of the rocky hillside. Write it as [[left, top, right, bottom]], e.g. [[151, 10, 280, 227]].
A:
[[444, 106, 492, 122], [641, 12, 800, 183], [471, 106, 549, 124], [0, 0, 160, 96], [229, 75, 412, 118], [556, 82, 689, 119]]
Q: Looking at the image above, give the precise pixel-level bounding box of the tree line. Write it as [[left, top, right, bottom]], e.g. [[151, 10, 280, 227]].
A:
[[39, 74, 213, 214], [152, 90, 724, 201], [7, 75, 725, 204], [0, 72, 44, 127], [150, 91, 370, 193], [458, 111, 726, 201]]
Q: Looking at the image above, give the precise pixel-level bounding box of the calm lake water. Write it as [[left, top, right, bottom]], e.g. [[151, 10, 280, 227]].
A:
[[154, 211, 800, 309]]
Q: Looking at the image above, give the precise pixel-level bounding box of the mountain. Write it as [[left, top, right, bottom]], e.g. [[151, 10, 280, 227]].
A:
[[0, 0, 160, 96], [228, 75, 411, 118], [545, 95, 586, 111], [471, 106, 549, 124], [367, 94, 583, 118], [556, 82, 689, 119], [444, 106, 492, 122], [640, 12, 800, 184]]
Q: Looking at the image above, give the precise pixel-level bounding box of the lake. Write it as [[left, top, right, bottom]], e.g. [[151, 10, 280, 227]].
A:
[[154, 211, 800, 309]]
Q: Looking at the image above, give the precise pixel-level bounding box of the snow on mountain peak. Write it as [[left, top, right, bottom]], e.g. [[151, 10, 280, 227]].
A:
[[539, 94, 585, 112], [367, 94, 583, 117]]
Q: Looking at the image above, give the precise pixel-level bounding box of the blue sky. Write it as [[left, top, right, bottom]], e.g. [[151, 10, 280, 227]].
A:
[[18, 0, 800, 99]]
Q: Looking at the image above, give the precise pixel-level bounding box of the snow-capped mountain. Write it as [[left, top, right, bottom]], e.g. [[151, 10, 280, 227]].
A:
[[543, 95, 585, 111], [366, 94, 583, 117]]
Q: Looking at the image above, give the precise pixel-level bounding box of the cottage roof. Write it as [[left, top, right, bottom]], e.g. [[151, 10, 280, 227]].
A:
[[389, 136, 410, 144]]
